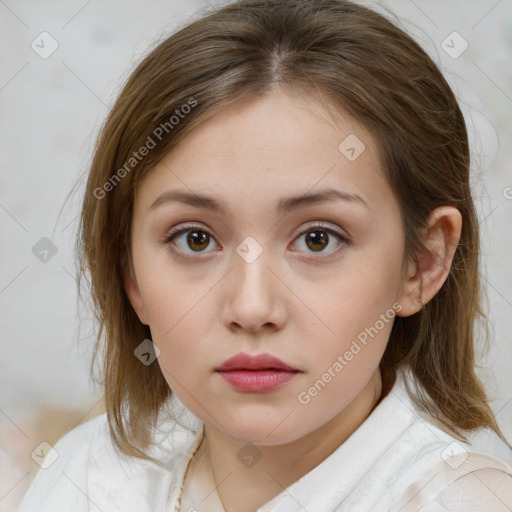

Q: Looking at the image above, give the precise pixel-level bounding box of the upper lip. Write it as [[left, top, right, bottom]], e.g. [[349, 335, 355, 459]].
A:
[[215, 352, 300, 372]]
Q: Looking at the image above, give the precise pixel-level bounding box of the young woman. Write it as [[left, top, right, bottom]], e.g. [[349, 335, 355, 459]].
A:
[[18, 0, 512, 511]]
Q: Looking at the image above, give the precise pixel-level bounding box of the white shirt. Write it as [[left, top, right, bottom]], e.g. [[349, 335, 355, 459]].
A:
[[17, 368, 512, 512]]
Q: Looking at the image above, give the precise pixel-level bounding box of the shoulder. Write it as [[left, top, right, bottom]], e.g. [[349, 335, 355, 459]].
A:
[[419, 468, 512, 512], [17, 413, 114, 511], [378, 374, 512, 511], [52, 411, 109, 451], [37, 411, 113, 471], [17, 411, 202, 512]]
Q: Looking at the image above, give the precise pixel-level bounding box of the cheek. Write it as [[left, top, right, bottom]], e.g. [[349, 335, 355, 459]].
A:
[[308, 288, 395, 373], [317, 255, 401, 327], [297, 289, 396, 413], [141, 280, 215, 375], [303, 250, 402, 365]]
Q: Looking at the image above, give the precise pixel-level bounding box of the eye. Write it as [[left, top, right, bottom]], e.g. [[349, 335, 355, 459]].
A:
[[165, 224, 219, 257], [291, 222, 349, 258], [164, 222, 349, 259]]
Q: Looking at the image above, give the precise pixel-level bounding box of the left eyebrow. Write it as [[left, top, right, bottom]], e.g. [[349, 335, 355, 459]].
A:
[[148, 188, 369, 215]]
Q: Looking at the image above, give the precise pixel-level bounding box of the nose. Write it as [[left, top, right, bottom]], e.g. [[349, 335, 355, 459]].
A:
[[222, 242, 287, 334]]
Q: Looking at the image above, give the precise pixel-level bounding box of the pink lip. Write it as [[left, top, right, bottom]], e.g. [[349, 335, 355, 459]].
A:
[[215, 352, 301, 393], [215, 352, 299, 372]]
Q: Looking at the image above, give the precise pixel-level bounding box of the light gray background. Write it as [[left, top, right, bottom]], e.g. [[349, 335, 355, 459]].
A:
[[1, 0, 511, 510]]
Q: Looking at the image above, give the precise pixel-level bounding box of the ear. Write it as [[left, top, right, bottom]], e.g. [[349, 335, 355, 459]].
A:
[[123, 261, 150, 326], [396, 206, 462, 317]]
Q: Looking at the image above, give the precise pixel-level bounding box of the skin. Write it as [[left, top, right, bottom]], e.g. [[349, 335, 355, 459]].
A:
[[124, 88, 462, 512]]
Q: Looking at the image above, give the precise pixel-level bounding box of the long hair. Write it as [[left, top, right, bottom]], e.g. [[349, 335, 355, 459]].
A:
[[75, 0, 510, 460]]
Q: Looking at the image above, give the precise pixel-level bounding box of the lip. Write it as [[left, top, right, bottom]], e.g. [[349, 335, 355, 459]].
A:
[[215, 352, 301, 393], [215, 352, 300, 372]]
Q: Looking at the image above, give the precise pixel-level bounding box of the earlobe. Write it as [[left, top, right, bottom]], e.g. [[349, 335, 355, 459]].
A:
[[396, 206, 462, 317], [123, 264, 150, 326]]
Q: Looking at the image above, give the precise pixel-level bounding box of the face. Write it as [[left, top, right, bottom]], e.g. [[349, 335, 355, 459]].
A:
[[125, 89, 408, 446]]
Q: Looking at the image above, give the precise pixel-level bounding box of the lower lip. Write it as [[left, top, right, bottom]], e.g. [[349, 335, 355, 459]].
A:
[[216, 370, 300, 392]]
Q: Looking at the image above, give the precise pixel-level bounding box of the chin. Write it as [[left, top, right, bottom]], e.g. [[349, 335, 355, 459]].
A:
[[216, 417, 309, 447]]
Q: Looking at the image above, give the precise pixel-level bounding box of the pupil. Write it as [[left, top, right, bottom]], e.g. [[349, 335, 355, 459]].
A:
[[184, 230, 329, 253], [187, 231, 209, 251], [306, 231, 328, 252]]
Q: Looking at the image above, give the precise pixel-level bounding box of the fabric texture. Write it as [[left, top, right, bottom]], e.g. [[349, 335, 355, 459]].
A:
[[17, 368, 512, 512]]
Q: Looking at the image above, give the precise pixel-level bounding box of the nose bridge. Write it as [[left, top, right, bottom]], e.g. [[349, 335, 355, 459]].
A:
[[234, 234, 273, 298], [225, 234, 283, 331]]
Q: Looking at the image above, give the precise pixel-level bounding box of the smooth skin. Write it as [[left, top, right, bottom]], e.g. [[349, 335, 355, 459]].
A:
[[124, 88, 462, 512]]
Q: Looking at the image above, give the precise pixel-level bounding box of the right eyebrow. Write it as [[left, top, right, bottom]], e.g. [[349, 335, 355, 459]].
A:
[[148, 187, 369, 216]]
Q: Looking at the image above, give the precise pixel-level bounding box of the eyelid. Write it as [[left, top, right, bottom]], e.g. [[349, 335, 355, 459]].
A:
[[164, 221, 350, 259], [164, 223, 220, 260], [165, 222, 215, 241], [289, 221, 350, 260], [294, 220, 349, 239], [165, 220, 349, 241]]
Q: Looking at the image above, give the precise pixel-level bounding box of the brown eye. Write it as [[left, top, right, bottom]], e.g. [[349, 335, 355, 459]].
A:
[[291, 224, 349, 258], [166, 226, 219, 256], [185, 230, 210, 252], [304, 230, 329, 252], [165, 222, 349, 260]]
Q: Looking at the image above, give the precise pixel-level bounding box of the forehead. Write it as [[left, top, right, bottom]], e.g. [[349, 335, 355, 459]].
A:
[[134, 89, 393, 218]]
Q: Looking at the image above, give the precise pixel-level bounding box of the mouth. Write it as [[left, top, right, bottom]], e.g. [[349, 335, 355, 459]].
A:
[[215, 368, 301, 393], [215, 368, 300, 373], [214, 352, 301, 392], [215, 352, 300, 373]]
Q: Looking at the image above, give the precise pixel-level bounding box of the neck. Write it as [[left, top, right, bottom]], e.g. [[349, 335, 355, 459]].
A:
[[203, 371, 382, 512]]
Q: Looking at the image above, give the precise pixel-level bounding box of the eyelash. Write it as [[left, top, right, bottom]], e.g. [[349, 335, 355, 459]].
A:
[[164, 222, 350, 260]]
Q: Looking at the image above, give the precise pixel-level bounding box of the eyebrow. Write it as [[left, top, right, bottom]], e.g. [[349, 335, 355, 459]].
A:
[[148, 188, 369, 216]]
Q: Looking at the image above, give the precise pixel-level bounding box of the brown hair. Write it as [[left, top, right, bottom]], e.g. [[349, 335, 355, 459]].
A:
[[75, 0, 510, 459]]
